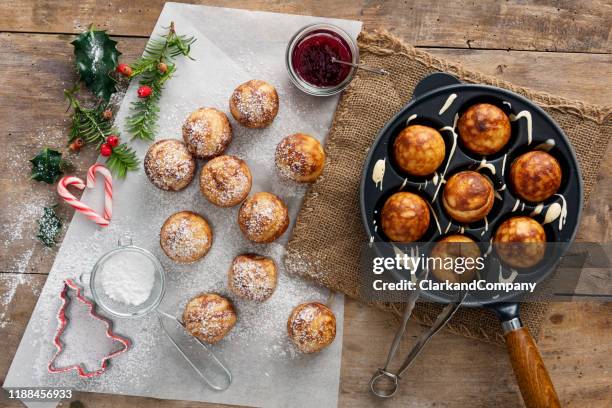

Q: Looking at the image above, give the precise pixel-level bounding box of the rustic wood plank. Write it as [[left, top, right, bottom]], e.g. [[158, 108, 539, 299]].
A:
[[0, 273, 46, 382], [1, 1, 611, 53], [0, 31, 610, 408]]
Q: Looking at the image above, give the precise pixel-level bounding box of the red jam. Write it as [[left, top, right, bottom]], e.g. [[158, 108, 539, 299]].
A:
[[291, 30, 352, 87]]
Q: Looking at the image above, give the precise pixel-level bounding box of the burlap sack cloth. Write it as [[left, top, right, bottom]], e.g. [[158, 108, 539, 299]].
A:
[[285, 30, 612, 345]]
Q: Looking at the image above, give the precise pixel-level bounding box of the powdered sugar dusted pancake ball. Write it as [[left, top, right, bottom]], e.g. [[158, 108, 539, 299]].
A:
[[160, 211, 212, 264], [200, 155, 252, 207], [183, 293, 236, 344], [458, 103, 511, 155], [228, 254, 277, 301], [182, 107, 232, 159], [393, 125, 446, 176], [229, 80, 279, 128], [144, 139, 196, 191], [238, 192, 289, 243], [287, 302, 336, 353], [275, 133, 325, 183]]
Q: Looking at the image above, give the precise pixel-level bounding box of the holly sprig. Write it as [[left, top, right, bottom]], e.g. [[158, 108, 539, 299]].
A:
[[124, 22, 195, 141], [30, 148, 69, 184], [65, 86, 139, 178], [71, 25, 121, 101]]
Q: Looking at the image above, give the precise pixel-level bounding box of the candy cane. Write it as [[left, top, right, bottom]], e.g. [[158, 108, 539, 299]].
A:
[[57, 166, 112, 227], [87, 163, 113, 220]]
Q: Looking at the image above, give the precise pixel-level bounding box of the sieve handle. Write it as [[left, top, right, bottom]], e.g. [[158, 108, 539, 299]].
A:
[[156, 310, 232, 391]]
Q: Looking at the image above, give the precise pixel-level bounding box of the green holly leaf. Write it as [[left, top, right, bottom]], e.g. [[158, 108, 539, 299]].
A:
[[37, 205, 62, 247], [30, 148, 64, 184], [72, 26, 121, 101]]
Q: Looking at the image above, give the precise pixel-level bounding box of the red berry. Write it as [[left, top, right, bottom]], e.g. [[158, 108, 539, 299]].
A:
[[158, 62, 168, 73], [102, 109, 113, 120], [100, 143, 113, 157], [116, 63, 132, 77], [106, 135, 119, 148], [137, 85, 153, 98], [69, 138, 84, 152]]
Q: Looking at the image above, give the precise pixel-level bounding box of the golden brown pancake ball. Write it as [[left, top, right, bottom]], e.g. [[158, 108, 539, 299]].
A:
[[393, 125, 446, 176], [430, 235, 481, 283], [228, 254, 277, 301], [381, 192, 430, 242], [287, 302, 336, 353], [182, 293, 236, 344], [275, 133, 325, 183], [199, 155, 252, 207], [238, 192, 289, 243], [494, 216, 546, 268], [144, 139, 196, 191], [182, 107, 232, 159], [160, 211, 213, 264], [458, 103, 511, 155], [230, 80, 279, 128], [442, 171, 494, 223], [510, 150, 562, 202]]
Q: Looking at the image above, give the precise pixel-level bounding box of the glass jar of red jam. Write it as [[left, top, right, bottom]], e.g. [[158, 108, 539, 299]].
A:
[[286, 23, 358, 96]]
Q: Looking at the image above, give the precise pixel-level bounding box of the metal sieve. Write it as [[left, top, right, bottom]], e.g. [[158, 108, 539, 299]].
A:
[[81, 236, 232, 391]]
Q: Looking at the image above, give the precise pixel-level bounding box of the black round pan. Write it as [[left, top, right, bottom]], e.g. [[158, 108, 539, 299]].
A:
[[360, 73, 583, 408]]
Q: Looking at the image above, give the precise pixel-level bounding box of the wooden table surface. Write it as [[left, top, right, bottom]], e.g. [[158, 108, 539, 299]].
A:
[[1, 1, 610, 407]]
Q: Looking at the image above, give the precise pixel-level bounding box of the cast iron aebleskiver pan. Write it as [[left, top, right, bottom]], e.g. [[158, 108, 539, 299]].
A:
[[359, 73, 583, 408]]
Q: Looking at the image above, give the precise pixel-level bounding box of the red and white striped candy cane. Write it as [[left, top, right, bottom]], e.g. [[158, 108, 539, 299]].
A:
[[87, 163, 113, 220], [57, 164, 113, 227]]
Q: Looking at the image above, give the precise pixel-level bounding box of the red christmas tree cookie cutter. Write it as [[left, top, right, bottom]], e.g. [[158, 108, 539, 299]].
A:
[[48, 279, 131, 378]]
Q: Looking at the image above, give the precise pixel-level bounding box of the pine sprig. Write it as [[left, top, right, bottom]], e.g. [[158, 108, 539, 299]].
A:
[[65, 86, 139, 178], [105, 143, 139, 178], [65, 87, 112, 147], [126, 22, 195, 141]]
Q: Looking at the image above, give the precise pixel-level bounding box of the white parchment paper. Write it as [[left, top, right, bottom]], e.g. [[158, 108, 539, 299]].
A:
[[4, 4, 362, 407]]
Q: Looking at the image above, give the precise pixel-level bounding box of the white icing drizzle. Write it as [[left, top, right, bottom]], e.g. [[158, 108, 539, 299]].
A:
[[483, 240, 493, 258], [369, 236, 374, 243], [459, 226, 465, 234], [499, 266, 518, 283], [372, 158, 386, 191], [439, 93, 457, 115], [444, 221, 452, 234], [476, 158, 496, 174], [406, 114, 417, 125], [530, 203, 544, 216], [521, 202, 525, 211], [399, 178, 408, 191], [494, 190, 503, 200], [543, 194, 567, 230], [502, 101, 512, 109], [510, 110, 533, 145], [501, 154, 508, 177], [426, 202, 442, 234], [432, 172, 440, 186], [433, 114, 459, 202], [512, 199, 521, 212], [534, 138, 556, 152], [481, 216, 489, 236]]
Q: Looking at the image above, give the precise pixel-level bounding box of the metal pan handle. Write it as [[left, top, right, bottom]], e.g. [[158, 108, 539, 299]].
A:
[[156, 310, 232, 391]]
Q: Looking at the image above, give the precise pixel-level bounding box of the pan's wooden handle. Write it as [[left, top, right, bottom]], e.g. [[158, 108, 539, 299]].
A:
[[505, 326, 560, 408]]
